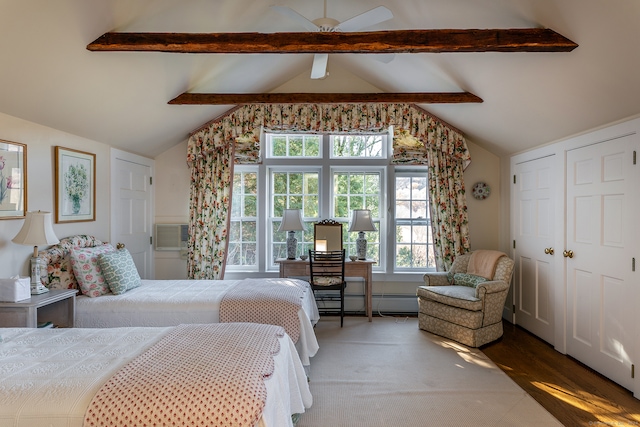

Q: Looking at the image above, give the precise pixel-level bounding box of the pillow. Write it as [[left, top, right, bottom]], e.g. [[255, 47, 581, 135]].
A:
[[453, 273, 488, 288], [98, 249, 141, 295], [70, 244, 115, 297]]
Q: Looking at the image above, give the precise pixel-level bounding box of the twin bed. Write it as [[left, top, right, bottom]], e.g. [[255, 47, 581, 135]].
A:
[[0, 324, 311, 427], [38, 235, 319, 366], [0, 235, 319, 426]]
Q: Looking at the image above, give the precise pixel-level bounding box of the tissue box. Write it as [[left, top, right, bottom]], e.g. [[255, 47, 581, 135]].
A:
[[0, 277, 31, 302]]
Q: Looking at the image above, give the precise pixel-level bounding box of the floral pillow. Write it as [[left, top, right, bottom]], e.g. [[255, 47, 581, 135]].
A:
[[453, 273, 488, 288], [70, 244, 115, 297], [98, 249, 141, 295]]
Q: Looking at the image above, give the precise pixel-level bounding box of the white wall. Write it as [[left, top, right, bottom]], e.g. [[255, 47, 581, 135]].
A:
[[0, 112, 111, 278], [153, 140, 191, 279]]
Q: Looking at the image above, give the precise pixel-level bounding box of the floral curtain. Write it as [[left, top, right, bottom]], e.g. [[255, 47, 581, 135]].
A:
[[187, 127, 235, 279], [187, 103, 471, 274]]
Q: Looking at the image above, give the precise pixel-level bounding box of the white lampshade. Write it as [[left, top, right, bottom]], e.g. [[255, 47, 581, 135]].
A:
[[348, 209, 377, 232], [12, 211, 59, 256], [278, 209, 304, 232]]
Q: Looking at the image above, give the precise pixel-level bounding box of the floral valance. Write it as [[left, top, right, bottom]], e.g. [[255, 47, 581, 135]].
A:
[[187, 103, 471, 168]]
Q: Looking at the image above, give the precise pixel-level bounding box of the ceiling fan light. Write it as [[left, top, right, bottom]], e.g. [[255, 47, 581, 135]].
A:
[[312, 17, 340, 31]]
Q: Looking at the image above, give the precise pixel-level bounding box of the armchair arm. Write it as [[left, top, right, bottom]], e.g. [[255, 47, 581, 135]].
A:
[[423, 272, 451, 287], [476, 279, 511, 327], [475, 280, 510, 296]]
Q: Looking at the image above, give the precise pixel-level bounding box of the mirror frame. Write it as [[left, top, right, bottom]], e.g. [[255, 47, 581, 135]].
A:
[[314, 219, 343, 251]]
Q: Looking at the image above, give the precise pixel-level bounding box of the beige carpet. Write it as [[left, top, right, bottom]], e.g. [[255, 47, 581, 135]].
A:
[[297, 316, 562, 427]]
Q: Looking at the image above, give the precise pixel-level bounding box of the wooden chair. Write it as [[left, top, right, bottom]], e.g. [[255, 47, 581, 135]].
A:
[[308, 249, 347, 327]]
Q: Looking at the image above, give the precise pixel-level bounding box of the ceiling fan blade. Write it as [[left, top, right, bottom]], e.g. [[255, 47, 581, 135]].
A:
[[271, 5, 319, 31], [310, 53, 329, 79], [338, 6, 393, 32]]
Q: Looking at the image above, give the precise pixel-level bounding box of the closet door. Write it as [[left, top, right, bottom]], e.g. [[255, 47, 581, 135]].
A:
[[566, 134, 637, 390], [513, 155, 556, 344]]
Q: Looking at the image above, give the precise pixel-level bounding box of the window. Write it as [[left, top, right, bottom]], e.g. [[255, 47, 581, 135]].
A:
[[228, 132, 433, 275], [331, 135, 385, 158], [394, 172, 435, 270], [227, 168, 258, 269], [332, 169, 382, 261], [270, 169, 320, 261], [268, 134, 321, 158]]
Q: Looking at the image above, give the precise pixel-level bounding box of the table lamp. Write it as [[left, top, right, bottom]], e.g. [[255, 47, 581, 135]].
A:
[[12, 210, 60, 294], [278, 209, 304, 259], [348, 209, 377, 260]]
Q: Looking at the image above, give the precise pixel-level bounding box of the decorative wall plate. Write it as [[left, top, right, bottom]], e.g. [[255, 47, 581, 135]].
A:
[[472, 182, 490, 200]]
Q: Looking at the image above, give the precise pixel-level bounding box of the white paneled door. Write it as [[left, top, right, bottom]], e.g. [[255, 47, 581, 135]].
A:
[[566, 134, 638, 390], [513, 155, 556, 345], [110, 149, 154, 279]]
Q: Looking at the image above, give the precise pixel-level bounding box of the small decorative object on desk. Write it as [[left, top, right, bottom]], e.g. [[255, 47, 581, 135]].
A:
[[299, 254, 308, 261], [349, 255, 358, 262]]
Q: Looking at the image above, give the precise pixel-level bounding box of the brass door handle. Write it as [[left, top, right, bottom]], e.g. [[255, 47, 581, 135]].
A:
[[563, 250, 574, 258], [116, 242, 125, 250], [544, 247, 554, 255]]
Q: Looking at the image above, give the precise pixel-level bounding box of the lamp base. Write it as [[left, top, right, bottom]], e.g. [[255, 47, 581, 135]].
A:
[[286, 231, 298, 260], [356, 231, 367, 260], [31, 283, 49, 295], [30, 256, 49, 295]]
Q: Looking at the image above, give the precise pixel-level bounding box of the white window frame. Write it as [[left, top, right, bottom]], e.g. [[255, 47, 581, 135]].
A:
[[330, 166, 386, 268], [392, 169, 436, 272], [329, 134, 388, 159], [266, 165, 322, 269], [226, 165, 259, 272]]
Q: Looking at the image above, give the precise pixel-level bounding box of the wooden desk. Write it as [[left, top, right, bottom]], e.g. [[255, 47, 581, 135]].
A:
[[276, 258, 374, 321]]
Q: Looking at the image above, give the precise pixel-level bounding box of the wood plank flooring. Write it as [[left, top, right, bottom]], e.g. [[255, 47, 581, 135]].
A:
[[481, 321, 640, 426]]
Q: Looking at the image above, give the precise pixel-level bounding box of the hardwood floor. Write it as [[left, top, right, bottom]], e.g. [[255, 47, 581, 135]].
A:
[[481, 321, 640, 426]]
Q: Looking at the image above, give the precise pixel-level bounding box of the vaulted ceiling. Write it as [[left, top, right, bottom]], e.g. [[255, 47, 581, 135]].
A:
[[1, 0, 639, 158]]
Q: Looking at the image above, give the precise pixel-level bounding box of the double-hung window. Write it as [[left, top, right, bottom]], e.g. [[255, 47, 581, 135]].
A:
[[394, 171, 435, 270], [226, 167, 258, 270]]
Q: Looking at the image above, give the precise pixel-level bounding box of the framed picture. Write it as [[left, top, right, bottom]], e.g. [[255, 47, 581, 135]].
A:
[[0, 139, 27, 219], [55, 146, 95, 223]]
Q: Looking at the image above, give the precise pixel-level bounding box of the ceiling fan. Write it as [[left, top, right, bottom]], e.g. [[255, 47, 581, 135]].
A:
[[271, 1, 394, 79]]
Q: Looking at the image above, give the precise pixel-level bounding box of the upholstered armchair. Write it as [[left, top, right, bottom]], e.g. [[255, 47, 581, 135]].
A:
[[416, 251, 515, 347]]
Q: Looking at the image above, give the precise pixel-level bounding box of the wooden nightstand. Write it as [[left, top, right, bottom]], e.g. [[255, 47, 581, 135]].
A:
[[0, 289, 78, 328]]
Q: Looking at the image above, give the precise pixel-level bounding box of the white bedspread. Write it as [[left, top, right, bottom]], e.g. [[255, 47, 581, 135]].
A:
[[0, 326, 312, 427], [75, 278, 320, 365]]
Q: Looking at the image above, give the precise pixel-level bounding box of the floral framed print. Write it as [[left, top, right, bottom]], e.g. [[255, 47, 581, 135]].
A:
[[55, 146, 95, 223], [0, 139, 27, 219]]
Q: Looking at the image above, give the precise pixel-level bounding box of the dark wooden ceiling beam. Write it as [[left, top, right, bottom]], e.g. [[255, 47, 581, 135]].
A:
[[168, 92, 483, 105], [88, 28, 577, 54]]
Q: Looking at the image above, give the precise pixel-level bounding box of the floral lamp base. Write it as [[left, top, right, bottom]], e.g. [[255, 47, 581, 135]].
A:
[[286, 231, 298, 260], [356, 231, 367, 260], [30, 257, 49, 295]]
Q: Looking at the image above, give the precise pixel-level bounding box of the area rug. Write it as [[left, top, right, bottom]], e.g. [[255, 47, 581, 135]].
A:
[[297, 316, 562, 427]]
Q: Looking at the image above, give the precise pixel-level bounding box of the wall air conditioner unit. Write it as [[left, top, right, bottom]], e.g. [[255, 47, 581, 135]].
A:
[[155, 224, 188, 251]]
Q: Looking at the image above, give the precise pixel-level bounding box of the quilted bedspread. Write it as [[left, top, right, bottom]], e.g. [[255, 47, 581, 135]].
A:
[[220, 278, 307, 343], [84, 323, 284, 427]]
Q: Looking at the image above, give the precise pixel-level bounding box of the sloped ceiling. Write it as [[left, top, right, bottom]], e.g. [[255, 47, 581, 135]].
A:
[[1, 0, 639, 158]]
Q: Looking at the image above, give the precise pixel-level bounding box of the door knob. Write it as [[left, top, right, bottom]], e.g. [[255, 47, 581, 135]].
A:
[[544, 247, 554, 255], [563, 250, 574, 258], [116, 242, 125, 250]]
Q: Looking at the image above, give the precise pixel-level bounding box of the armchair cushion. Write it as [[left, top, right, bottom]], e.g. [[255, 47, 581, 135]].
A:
[[452, 273, 487, 288], [417, 285, 482, 311]]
